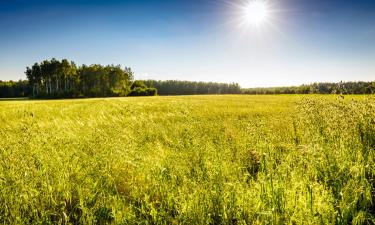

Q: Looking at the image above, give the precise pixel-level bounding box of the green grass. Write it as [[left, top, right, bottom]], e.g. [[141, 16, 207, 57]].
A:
[[0, 95, 374, 224]]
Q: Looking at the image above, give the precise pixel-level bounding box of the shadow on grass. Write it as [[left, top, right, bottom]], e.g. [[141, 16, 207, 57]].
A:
[[0, 97, 30, 101]]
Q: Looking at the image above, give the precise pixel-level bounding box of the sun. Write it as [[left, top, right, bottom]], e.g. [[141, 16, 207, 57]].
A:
[[244, 0, 269, 26]]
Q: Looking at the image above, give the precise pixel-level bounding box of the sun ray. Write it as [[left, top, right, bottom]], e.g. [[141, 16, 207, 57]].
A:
[[221, 0, 283, 41], [243, 0, 269, 26]]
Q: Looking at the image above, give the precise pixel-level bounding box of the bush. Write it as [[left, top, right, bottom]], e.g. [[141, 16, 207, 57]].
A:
[[128, 87, 157, 96]]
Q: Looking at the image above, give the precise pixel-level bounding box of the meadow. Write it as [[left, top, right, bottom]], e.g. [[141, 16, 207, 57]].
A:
[[0, 95, 374, 224]]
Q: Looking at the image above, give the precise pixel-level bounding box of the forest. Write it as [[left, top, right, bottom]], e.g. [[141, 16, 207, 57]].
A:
[[142, 80, 242, 95], [22, 58, 155, 98], [242, 81, 375, 95], [0, 80, 29, 98], [0, 58, 244, 98], [0, 59, 374, 98]]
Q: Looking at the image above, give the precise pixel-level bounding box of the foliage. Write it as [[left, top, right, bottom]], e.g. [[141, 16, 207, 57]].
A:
[[128, 87, 157, 96], [128, 81, 158, 96], [25, 58, 134, 98], [0, 95, 374, 224], [142, 80, 242, 95], [0, 80, 29, 98], [2, 75, 374, 98], [242, 81, 375, 95]]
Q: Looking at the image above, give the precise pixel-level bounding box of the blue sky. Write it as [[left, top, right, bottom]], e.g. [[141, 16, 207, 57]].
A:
[[0, 0, 374, 87]]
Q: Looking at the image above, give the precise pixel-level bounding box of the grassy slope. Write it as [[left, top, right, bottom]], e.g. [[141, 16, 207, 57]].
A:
[[0, 95, 374, 224]]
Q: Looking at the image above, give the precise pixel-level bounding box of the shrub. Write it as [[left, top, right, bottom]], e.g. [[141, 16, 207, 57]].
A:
[[128, 87, 157, 96]]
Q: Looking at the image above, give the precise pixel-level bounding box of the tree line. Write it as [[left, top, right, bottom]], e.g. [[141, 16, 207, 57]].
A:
[[23, 58, 156, 98], [242, 82, 375, 95], [0, 80, 29, 98], [1, 62, 375, 98], [142, 80, 242, 95]]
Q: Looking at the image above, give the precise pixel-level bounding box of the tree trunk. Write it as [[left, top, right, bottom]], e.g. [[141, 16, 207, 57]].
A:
[[49, 78, 52, 94], [46, 79, 49, 94]]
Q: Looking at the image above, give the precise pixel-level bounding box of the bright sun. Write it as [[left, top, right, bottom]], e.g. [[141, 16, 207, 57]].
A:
[[244, 0, 269, 26]]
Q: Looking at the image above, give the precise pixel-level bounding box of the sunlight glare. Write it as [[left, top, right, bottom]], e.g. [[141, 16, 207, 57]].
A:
[[244, 0, 269, 26]]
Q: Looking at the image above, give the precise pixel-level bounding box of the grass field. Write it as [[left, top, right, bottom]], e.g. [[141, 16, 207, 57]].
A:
[[0, 95, 374, 224]]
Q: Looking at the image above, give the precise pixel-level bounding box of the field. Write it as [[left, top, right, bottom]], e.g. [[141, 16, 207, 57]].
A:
[[0, 95, 374, 224]]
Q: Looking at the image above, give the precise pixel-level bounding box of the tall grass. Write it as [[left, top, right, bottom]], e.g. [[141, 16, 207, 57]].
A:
[[0, 95, 373, 224]]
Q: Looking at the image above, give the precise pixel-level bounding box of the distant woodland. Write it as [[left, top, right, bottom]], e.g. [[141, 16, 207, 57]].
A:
[[22, 58, 155, 98], [2, 79, 374, 98], [0, 80, 29, 98], [0, 58, 374, 98], [242, 82, 375, 95], [142, 80, 242, 95]]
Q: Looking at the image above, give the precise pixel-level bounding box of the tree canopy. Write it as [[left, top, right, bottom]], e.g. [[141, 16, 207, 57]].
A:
[[142, 80, 242, 95], [1, 61, 374, 98], [25, 58, 137, 98], [0, 80, 29, 98], [242, 82, 375, 95]]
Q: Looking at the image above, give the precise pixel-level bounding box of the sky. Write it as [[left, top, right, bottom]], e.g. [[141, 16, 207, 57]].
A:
[[0, 0, 374, 87]]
